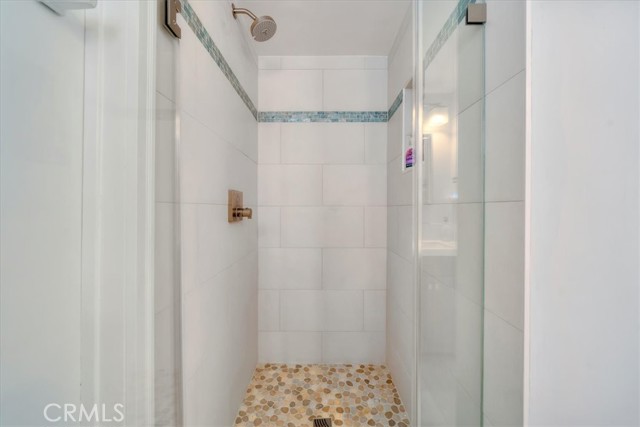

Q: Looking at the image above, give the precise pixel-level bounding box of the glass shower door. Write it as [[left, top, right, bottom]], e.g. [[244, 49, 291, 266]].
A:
[[417, 3, 485, 426]]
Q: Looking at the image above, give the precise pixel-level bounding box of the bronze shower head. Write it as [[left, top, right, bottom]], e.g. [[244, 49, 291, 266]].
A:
[[232, 4, 277, 42]]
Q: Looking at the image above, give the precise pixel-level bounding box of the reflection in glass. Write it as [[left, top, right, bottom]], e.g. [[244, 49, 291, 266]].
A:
[[418, 8, 485, 427]]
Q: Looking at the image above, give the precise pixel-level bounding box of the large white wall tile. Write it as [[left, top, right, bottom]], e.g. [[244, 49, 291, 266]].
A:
[[258, 207, 280, 248], [259, 69, 323, 111], [280, 207, 364, 248], [280, 290, 323, 331], [365, 123, 388, 165], [365, 207, 387, 248], [387, 101, 404, 161], [259, 332, 322, 364], [280, 56, 365, 70], [259, 248, 322, 290], [483, 311, 524, 426], [387, 251, 414, 318], [485, 202, 525, 330], [281, 123, 364, 165], [457, 25, 485, 112], [323, 69, 388, 111], [179, 28, 258, 162], [258, 165, 322, 206], [322, 332, 385, 364], [387, 156, 413, 206], [257, 55, 390, 365], [258, 123, 281, 165], [454, 203, 484, 305], [180, 205, 257, 293], [323, 249, 387, 290], [485, 71, 525, 202], [485, 0, 526, 94], [364, 291, 386, 331], [324, 291, 364, 332], [259, 290, 280, 331], [180, 113, 258, 206], [457, 101, 484, 203], [323, 165, 387, 206]]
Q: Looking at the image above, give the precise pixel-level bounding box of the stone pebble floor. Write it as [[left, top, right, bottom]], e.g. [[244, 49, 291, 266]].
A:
[[234, 364, 411, 427]]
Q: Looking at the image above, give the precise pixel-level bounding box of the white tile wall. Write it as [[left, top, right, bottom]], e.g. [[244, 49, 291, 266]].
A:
[[258, 290, 280, 331], [258, 56, 389, 112], [280, 290, 324, 331], [280, 207, 364, 248], [258, 69, 323, 111], [258, 57, 388, 364], [322, 332, 386, 364], [364, 291, 387, 331], [481, 1, 526, 425], [483, 311, 524, 426], [484, 202, 525, 330], [160, 10, 259, 427], [323, 249, 387, 290], [323, 165, 387, 206], [259, 332, 322, 364], [485, 0, 526, 95], [257, 207, 280, 248], [365, 207, 387, 248], [258, 165, 322, 206], [323, 69, 388, 111], [485, 71, 525, 202], [386, 26, 415, 420], [259, 248, 322, 290], [258, 123, 281, 164], [365, 123, 389, 165]]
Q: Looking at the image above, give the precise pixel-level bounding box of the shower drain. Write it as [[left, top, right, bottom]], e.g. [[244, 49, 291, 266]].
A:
[[313, 418, 332, 427]]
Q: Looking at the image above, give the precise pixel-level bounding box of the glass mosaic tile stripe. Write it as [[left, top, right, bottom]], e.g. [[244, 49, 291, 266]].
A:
[[181, 0, 258, 119], [423, 0, 477, 70], [258, 111, 388, 123], [387, 90, 403, 120]]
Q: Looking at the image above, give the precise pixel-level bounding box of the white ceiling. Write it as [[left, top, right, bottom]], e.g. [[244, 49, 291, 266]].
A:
[[235, 0, 411, 56]]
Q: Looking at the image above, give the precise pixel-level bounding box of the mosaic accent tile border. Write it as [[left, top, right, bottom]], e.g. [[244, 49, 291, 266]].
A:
[[423, 0, 478, 70], [235, 364, 411, 427], [259, 111, 388, 123], [387, 90, 403, 121], [181, 0, 258, 119], [179, 2, 412, 125]]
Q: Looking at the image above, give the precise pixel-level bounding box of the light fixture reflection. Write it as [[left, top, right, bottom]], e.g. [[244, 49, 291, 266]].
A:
[[425, 106, 449, 129]]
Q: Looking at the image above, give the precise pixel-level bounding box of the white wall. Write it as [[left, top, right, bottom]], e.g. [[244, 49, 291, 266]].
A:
[[257, 56, 388, 364], [0, 3, 85, 425], [527, 1, 639, 425], [155, 2, 259, 425], [386, 5, 416, 422]]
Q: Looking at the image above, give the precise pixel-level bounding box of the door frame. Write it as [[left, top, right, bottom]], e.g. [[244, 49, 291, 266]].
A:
[[81, 1, 157, 424]]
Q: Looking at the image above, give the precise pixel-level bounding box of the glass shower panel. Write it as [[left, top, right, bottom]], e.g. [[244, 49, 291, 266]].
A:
[[418, 6, 485, 427]]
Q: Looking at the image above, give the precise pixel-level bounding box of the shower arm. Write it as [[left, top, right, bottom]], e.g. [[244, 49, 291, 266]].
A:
[[232, 5, 257, 21]]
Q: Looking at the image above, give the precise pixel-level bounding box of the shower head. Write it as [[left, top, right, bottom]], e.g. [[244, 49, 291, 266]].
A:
[[232, 4, 277, 42]]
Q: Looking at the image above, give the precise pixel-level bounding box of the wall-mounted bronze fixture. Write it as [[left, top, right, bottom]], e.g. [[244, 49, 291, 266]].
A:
[[228, 190, 253, 223]]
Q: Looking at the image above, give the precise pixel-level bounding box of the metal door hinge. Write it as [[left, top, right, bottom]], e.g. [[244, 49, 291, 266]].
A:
[[466, 3, 487, 25], [165, 0, 182, 39]]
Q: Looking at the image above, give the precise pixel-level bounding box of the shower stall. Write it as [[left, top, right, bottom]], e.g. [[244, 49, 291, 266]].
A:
[[154, 1, 526, 426]]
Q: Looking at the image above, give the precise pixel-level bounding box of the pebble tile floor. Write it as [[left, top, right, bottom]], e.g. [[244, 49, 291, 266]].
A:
[[234, 364, 411, 427]]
